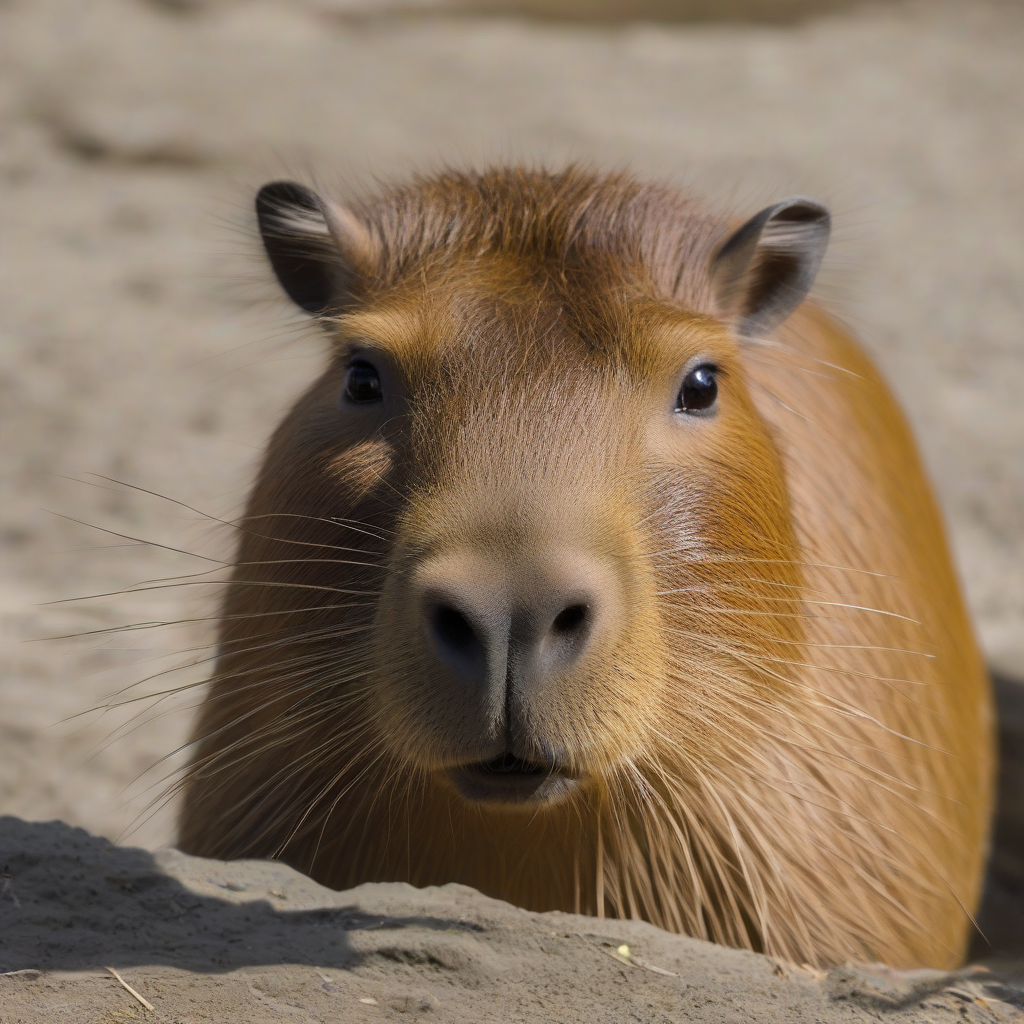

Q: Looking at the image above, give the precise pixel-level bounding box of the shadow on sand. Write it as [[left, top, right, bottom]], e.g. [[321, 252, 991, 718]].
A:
[[0, 816, 480, 975]]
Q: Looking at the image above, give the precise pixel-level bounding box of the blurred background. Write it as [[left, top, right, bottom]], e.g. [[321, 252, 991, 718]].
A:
[[0, 0, 1021, 868]]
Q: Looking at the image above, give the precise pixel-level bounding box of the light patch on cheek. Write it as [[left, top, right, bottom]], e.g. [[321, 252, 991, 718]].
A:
[[328, 439, 393, 501], [649, 482, 713, 564], [664, 508, 710, 558]]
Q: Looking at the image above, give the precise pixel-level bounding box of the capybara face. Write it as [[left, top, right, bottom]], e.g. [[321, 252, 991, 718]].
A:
[[248, 233, 802, 808]]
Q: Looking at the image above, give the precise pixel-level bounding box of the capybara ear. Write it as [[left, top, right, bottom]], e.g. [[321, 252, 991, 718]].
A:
[[709, 197, 830, 338], [255, 181, 375, 315]]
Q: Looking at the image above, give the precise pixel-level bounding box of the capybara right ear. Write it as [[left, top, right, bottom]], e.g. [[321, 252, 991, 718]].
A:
[[255, 181, 374, 316], [710, 197, 831, 339]]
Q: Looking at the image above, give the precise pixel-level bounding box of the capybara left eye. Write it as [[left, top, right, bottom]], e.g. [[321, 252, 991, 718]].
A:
[[676, 364, 718, 414], [344, 360, 383, 404]]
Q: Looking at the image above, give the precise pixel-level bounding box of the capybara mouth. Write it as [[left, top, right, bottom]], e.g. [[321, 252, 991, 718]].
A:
[[447, 753, 579, 805]]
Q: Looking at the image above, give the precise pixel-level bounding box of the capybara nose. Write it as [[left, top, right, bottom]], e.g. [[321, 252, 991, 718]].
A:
[[424, 594, 594, 685], [417, 553, 611, 710]]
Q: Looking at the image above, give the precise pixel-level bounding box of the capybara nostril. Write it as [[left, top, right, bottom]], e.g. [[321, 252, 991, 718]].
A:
[[426, 601, 487, 687], [536, 601, 594, 673], [550, 602, 589, 638]]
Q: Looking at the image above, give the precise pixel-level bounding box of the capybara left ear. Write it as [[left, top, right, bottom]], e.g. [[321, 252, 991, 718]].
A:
[[710, 197, 831, 338], [255, 181, 375, 316]]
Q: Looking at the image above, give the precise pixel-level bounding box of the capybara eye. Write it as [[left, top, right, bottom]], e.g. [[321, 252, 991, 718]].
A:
[[344, 360, 383, 404], [676, 364, 718, 414]]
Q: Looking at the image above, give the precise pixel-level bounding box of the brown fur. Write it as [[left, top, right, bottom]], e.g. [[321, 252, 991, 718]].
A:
[[178, 167, 993, 968]]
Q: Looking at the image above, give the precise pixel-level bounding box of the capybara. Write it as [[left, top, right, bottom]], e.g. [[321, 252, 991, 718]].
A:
[[178, 167, 993, 968]]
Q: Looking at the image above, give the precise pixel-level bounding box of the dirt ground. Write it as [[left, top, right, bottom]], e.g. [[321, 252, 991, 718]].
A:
[[0, 0, 1022, 1017]]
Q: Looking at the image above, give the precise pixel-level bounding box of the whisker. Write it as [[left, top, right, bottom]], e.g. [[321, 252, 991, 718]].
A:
[[43, 510, 222, 563]]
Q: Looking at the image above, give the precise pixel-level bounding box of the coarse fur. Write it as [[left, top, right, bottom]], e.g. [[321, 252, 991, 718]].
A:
[[178, 167, 993, 969]]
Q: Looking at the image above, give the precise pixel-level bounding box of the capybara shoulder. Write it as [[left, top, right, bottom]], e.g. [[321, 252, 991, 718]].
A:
[[178, 167, 993, 969]]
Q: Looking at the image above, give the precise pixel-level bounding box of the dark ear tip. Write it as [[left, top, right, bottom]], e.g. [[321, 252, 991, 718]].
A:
[[772, 197, 831, 229], [254, 181, 337, 316], [255, 181, 320, 222], [711, 196, 832, 337]]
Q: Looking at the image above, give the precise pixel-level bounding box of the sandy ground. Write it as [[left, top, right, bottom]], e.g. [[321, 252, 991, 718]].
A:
[[4, 816, 1024, 1023], [0, 0, 1023, 1015]]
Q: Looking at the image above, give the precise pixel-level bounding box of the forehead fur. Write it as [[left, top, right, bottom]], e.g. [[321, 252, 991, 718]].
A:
[[347, 167, 727, 311]]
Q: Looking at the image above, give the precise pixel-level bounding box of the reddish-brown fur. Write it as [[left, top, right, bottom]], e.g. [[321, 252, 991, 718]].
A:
[[178, 168, 993, 968]]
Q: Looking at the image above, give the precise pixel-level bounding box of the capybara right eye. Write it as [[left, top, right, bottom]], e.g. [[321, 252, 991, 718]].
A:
[[344, 360, 383, 404], [676, 364, 718, 414]]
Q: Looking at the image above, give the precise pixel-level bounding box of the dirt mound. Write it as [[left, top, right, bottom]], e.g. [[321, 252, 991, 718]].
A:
[[2, 817, 1023, 1022]]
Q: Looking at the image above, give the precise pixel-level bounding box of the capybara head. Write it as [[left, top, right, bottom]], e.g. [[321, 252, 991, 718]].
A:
[[236, 170, 828, 809], [181, 168, 993, 969]]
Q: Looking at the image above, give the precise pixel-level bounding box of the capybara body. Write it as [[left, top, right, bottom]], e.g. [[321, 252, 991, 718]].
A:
[[178, 168, 993, 968]]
